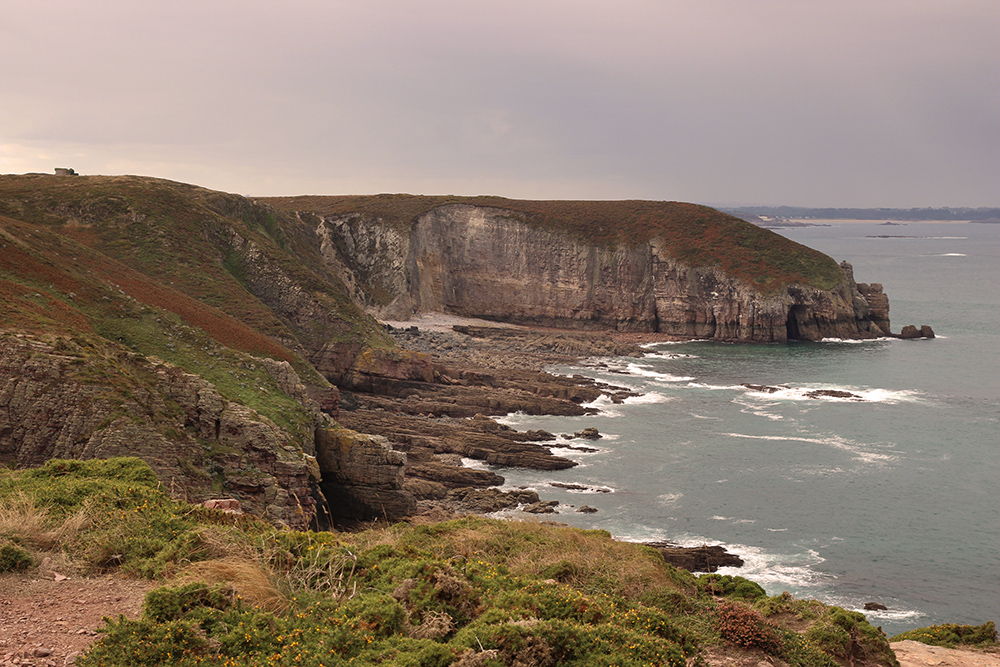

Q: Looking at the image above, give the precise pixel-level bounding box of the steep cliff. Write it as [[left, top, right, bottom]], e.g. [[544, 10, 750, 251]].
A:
[[0, 176, 899, 532], [0, 331, 322, 529], [0, 176, 412, 526], [271, 199, 890, 342]]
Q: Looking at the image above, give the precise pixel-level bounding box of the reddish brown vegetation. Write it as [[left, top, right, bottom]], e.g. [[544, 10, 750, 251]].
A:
[[263, 195, 843, 292]]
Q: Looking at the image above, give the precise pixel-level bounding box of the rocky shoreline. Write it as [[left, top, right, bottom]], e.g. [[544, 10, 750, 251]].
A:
[[333, 319, 746, 571]]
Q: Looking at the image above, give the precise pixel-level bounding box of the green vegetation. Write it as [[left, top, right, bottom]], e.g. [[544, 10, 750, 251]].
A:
[[0, 543, 34, 572], [0, 174, 391, 370], [264, 194, 845, 292], [890, 621, 997, 648], [1, 458, 904, 667]]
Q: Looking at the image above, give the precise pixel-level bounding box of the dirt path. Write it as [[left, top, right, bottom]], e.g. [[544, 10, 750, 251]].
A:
[[0, 572, 154, 666], [891, 641, 1000, 667]]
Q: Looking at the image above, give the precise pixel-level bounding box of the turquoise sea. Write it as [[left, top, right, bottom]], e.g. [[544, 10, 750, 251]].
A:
[[486, 221, 999, 636]]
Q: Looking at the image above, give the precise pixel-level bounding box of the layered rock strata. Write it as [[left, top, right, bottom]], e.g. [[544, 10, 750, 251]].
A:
[[314, 426, 416, 524], [0, 332, 320, 529], [314, 204, 892, 342]]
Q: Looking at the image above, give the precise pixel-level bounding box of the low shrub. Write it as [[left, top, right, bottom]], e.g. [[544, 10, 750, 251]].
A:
[[144, 582, 233, 622], [805, 607, 897, 667], [715, 600, 784, 654], [697, 573, 767, 600], [0, 543, 34, 572], [890, 621, 997, 648]]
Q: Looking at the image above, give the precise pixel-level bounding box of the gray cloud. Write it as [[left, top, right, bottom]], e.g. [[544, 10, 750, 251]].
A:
[[3, 0, 998, 206]]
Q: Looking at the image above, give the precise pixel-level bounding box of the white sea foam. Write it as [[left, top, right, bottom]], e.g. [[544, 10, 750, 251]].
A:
[[688, 382, 744, 391], [460, 457, 492, 470], [640, 340, 688, 349], [739, 383, 924, 404], [713, 544, 833, 590], [581, 394, 624, 417], [547, 481, 617, 494], [550, 446, 604, 458], [623, 391, 671, 405], [642, 351, 699, 360], [624, 363, 694, 382], [853, 607, 927, 623], [733, 395, 786, 420], [940, 253, 967, 256], [819, 337, 895, 343], [721, 432, 896, 464], [658, 492, 683, 505], [496, 411, 531, 427]]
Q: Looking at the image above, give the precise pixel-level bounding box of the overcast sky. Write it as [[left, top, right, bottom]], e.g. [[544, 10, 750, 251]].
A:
[[3, 1, 998, 207]]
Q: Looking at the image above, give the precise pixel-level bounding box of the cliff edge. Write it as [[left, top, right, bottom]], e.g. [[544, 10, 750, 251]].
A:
[[266, 197, 892, 342]]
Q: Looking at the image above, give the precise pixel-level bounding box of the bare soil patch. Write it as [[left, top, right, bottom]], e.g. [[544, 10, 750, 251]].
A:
[[891, 641, 1000, 667], [0, 572, 154, 666]]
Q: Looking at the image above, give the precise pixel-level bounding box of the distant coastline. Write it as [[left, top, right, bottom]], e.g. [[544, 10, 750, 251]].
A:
[[719, 205, 1000, 223]]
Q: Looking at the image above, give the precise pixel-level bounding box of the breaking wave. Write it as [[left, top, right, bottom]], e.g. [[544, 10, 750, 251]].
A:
[[721, 432, 896, 464]]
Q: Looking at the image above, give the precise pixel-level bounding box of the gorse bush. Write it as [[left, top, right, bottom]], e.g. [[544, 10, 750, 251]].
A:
[[0, 543, 34, 572], [804, 607, 899, 667], [697, 573, 767, 600], [2, 457, 910, 667], [890, 621, 997, 648]]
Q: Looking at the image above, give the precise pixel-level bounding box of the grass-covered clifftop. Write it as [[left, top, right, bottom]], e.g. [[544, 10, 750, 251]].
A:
[[0, 174, 391, 363], [0, 173, 406, 446], [263, 194, 845, 292], [0, 457, 910, 667]]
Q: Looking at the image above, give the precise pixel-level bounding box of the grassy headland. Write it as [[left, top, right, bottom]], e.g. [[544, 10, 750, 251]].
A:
[[263, 194, 845, 292]]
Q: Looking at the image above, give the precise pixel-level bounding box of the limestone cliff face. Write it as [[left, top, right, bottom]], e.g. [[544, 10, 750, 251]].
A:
[[315, 204, 890, 342], [0, 332, 321, 529]]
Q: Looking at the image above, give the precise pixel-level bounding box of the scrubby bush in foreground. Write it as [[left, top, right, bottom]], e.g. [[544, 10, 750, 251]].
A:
[[2, 458, 909, 667], [890, 621, 997, 648]]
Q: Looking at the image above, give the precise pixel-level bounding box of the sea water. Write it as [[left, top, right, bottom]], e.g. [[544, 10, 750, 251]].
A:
[[489, 221, 999, 636]]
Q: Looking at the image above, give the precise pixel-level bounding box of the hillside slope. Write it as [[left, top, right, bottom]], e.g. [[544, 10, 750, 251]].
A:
[[0, 175, 415, 526]]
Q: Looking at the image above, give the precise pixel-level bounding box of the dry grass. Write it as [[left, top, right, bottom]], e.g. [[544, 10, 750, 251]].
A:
[[175, 557, 290, 613], [0, 492, 91, 551], [348, 516, 679, 599]]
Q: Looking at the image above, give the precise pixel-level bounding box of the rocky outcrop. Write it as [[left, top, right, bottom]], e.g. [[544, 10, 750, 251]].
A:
[[314, 426, 416, 523], [643, 542, 745, 573], [203, 219, 389, 384], [899, 324, 936, 339], [0, 332, 320, 530], [338, 410, 577, 473], [314, 204, 892, 342]]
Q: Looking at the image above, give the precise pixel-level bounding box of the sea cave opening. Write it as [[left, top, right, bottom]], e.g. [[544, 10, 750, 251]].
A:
[[785, 306, 806, 341]]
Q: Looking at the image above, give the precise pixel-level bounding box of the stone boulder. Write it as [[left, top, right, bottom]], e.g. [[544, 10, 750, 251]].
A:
[[446, 487, 539, 513], [643, 542, 744, 572], [899, 324, 936, 339]]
